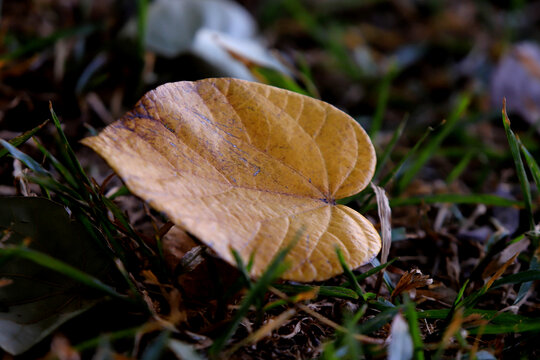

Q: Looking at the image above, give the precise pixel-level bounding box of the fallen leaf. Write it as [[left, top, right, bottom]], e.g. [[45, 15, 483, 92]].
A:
[[0, 197, 112, 355], [192, 29, 291, 81], [124, 0, 256, 58], [83, 78, 380, 282], [391, 269, 433, 299]]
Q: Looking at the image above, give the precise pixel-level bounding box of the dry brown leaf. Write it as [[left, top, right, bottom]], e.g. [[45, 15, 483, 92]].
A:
[[82, 78, 380, 282], [391, 268, 433, 299]]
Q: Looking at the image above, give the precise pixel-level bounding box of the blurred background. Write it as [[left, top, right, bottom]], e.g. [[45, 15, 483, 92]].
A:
[[3, 0, 540, 226], [3, 0, 540, 134], [1, 2, 540, 358], [2, 0, 540, 243]]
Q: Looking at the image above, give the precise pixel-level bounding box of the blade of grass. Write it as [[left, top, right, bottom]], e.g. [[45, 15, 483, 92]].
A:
[[514, 256, 539, 305], [231, 248, 254, 290], [403, 294, 425, 360], [342, 124, 435, 208], [336, 247, 365, 299], [101, 196, 155, 257], [502, 99, 535, 230], [519, 140, 540, 191], [468, 320, 540, 334], [250, 66, 310, 96], [356, 306, 402, 334], [373, 114, 408, 180], [0, 120, 49, 159], [107, 184, 130, 200], [26, 175, 84, 202], [136, 0, 149, 58], [396, 94, 470, 194], [209, 239, 296, 356], [274, 283, 359, 300], [348, 258, 397, 284], [419, 308, 528, 323], [295, 53, 320, 99], [33, 138, 78, 189], [502, 101, 539, 305], [446, 150, 474, 184], [339, 305, 368, 359], [0, 25, 96, 61], [491, 269, 540, 289], [369, 63, 398, 138], [0, 139, 50, 176], [49, 104, 93, 188], [0, 246, 126, 300], [362, 193, 523, 211]]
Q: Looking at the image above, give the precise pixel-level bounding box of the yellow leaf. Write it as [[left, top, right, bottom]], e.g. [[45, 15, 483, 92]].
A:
[[82, 78, 380, 282]]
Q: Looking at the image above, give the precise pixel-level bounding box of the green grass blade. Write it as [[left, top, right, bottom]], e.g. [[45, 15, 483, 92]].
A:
[[251, 66, 310, 96], [455, 280, 469, 305], [209, 240, 295, 356], [0, 120, 49, 159], [363, 193, 523, 210], [340, 121, 434, 207], [0, 139, 50, 176], [403, 294, 425, 360], [231, 248, 254, 289], [341, 258, 397, 287], [369, 63, 399, 138], [396, 94, 470, 194], [136, 0, 149, 58], [420, 308, 540, 335], [519, 140, 540, 191], [491, 269, 540, 289], [356, 306, 402, 334], [0, 25, 96, 61], [25, 175, 84, 201], [468, 320, 540, 335], [374, 115, 407, 180], [101, 196, 154, 257], [418, 308, 528, 322], [514, 256, 539, 305], [351, 124, 435, 209], [0, 246, 126, 300], [33, 138, 79, 189], [502, 102, 535, 230], [107, 185, 131, 200], [274, 284, 359, 300], [49, 105, 93, 188], [336, 247, 365, 298], [381, 125, 433, 188], [446, 150, 474, 184]]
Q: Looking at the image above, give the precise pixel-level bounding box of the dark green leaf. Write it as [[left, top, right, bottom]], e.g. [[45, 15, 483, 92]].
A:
[[502, 103, 535, 230], [0, 197, 115, 355]]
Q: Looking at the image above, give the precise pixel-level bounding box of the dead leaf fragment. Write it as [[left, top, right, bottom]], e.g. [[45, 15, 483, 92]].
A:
[[391, 269, 433, 299], [83, 78, 380, 282]]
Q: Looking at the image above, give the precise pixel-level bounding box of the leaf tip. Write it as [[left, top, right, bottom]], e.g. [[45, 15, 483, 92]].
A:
[[502, 97, 511, 126]]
